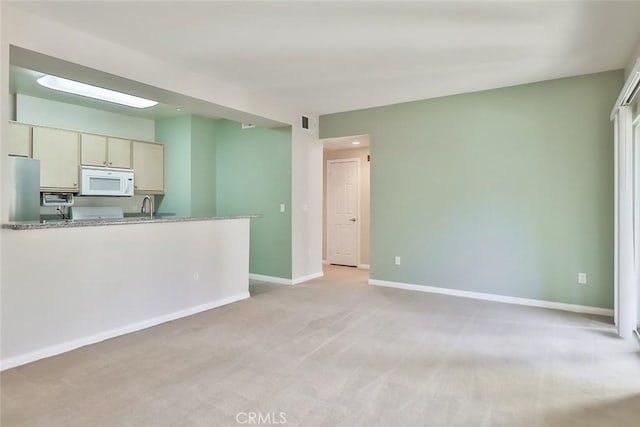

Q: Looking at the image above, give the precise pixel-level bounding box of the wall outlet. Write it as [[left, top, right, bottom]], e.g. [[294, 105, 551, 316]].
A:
[[394, 256, 401, 265], [578, 272, 587, 285], [193, 272, 200, 281]]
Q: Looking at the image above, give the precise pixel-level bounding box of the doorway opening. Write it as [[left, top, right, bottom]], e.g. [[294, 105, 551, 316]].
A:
[[321, 134, 371, 279]]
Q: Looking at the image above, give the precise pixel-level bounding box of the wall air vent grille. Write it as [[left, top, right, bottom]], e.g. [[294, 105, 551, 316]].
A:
[[301, 115, 317, 132]]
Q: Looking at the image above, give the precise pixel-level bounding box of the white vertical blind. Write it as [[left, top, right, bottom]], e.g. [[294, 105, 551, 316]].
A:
[[614, 114, 619, 328], [614, 106, 638, 338], [634, 116, 640, 333]]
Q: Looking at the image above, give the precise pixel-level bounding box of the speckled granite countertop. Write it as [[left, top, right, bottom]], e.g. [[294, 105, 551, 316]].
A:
[[3, 215, 260, 230]]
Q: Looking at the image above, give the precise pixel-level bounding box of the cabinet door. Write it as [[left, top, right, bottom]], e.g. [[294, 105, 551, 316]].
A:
[[107, 138, 131, 169], [33, 127, 79, 191], [7, 122, 31, 157], [132, 141, 164, 193], [80, 133, 107, 166]]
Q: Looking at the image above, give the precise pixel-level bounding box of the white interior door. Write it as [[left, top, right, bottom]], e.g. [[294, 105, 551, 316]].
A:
[[327, 159, 360, 266]]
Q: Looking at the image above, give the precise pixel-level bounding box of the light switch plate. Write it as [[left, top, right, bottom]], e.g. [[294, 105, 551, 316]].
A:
[[280, 203, 285, 213], [578, 272, 587, 284]]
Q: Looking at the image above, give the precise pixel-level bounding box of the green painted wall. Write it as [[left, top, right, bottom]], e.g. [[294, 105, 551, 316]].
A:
[[320, 70, 622, 309], [215, 120, 293, 279], [155, 115, 290, 278], [155, 116, 192, 216], [155, 115, 217, 217], [191, 116, 217, 216]]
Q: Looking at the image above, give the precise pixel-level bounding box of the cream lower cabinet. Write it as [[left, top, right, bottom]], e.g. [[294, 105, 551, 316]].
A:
[[81, 134, 131, 169], [8, 122, 31, 157], [132, 141, 164, 194], [32, 127, 80, 191]]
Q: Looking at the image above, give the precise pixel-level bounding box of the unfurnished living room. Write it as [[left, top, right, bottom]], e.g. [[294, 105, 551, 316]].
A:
[[1, 2, 640, 427]]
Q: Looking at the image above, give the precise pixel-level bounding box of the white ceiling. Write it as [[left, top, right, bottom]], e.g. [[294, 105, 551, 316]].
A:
[[10, 1, 640, 116], [9, 46, 287, 128], [10, 65, 186, 120], [322, 134, 370, 151]]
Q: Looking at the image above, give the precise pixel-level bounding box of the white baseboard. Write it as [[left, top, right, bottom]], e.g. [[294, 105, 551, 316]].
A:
[[0, 292, 250, 372], [249, 273, 294, 285], [358, 264, 370, 270], [369, 279, 614, 317], [250, 272, 324, 285], [292, 271, 324, 285]]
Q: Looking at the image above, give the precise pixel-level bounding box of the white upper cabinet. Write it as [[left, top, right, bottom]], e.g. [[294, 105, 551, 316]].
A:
[[132, 141, 164, 194], [12, 122, 163, 194], [107, 138, 132, 169], [7, 122, 31, 157], [81, 134, 131, 169], [80, 133, 107, 167], [32, 127, 80, 191]]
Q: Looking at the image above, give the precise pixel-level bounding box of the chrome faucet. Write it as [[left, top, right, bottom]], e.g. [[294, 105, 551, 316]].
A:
[[141, 195, 154, 219]]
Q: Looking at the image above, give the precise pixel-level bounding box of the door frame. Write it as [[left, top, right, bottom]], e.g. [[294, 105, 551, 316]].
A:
[[634, 114, 640, 336], [611, 60, 640, 338], [326, 157, 361, 267]]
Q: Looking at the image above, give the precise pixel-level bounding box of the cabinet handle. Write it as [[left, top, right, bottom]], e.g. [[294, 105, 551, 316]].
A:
[[103, 161, 107, 165], [109, 162, 112, 166]]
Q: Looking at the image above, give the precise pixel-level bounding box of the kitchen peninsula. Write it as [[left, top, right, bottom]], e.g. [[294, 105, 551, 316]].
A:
[[2, 214, 256, 229], [1, 216, 252, 370]]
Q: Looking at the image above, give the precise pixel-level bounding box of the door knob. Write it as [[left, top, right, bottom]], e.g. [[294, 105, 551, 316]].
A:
[[349, 218, 357, 222]]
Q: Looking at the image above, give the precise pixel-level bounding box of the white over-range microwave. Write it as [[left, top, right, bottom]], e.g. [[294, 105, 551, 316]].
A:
[[79, 166, 134, 196]]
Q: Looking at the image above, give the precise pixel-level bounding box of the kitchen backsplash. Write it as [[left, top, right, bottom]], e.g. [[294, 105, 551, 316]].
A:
[[40, 195, 154, 216]]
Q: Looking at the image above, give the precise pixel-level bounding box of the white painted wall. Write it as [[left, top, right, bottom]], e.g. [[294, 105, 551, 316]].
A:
[[1, 218, 250, 369], [291, 123, 323, 281], [16, 94, 155, 141]]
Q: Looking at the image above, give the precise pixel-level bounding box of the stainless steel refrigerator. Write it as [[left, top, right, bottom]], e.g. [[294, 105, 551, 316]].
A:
[[7, 156, 40, 221]]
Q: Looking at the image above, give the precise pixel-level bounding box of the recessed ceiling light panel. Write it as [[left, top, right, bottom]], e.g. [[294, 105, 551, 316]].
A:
[[352, 141, 361, 145], [36, 75, 158, 108]]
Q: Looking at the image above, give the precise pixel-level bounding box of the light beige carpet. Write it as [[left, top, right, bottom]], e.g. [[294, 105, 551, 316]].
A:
[[1, 265, 639, 426]]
